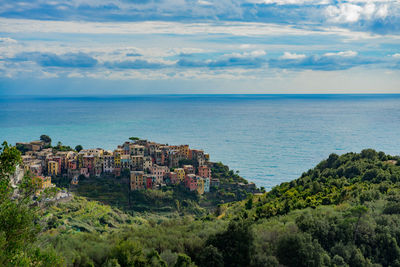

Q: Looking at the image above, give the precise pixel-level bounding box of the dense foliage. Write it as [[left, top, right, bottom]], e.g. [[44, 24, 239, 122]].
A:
[[0, 142, 61, 266], [4, 144, 400, 266]]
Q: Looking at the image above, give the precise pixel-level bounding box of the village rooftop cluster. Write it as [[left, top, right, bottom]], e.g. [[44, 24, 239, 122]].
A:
[[17, 138, 219, 195]]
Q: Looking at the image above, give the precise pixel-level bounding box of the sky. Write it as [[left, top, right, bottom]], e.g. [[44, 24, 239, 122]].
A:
[[0, 0, 399, 95]]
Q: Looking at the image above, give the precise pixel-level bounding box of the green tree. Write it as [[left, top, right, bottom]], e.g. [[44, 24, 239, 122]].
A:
[[0, 141, 61, 266], [207, 219, 253, 267], [197, 245, 223, 267], [40, 135, 52, 145], [75, 145, 83, 152], [174, 254, 195, 267]]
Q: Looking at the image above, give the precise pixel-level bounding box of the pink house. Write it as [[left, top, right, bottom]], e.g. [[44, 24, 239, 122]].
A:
[[185, 174, 197, 191], [198, 165, 211, 178]]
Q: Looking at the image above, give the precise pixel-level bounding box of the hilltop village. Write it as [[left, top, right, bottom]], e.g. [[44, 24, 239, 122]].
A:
[[16, 137, 227, 195]]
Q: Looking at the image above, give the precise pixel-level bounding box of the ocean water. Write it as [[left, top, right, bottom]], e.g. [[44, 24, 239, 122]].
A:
[[1, 94, 400, 190]]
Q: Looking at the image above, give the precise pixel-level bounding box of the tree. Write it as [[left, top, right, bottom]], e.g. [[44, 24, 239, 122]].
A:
[[0, 141, 62, 266], [75, 145, 83, 152], [206, 219, 253, 267], [197, 245, 223, 267], [174, 254, 195, 267], [40, 135, 52, 145], [129, 137, 140, 141], [276, 232, 329, 267]]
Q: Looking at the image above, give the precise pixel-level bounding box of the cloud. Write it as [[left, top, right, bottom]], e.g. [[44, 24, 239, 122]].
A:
[[0, 37, 18, 44], [392, 53, 400, 58], [103, 59, 167, 69], [11, 52, 98, 68], [281, 52, 306, 59], [0, 0, 399, 34], [269, 53, 377, 70], [177, 51, 267, 69], [324, 50, 358, 57]]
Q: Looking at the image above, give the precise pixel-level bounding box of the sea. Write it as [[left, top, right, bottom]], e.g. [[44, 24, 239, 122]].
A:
[[1, 94, 400, 190]]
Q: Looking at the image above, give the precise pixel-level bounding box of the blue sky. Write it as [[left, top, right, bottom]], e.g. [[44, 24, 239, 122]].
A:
[[0, 0, 399, 94]]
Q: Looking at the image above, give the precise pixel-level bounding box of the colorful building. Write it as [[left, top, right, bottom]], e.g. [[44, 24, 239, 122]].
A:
[[204, 177, 210, 193], [130, 171, 144, 190], [33, 175, 52, 190], [175, 168, 185, 181], [185, 174, 198, 191], [196, 177, 205, 195], [183, 165, 195, 175], [198, 165, 211, 178], [48, 160, 59, 176]]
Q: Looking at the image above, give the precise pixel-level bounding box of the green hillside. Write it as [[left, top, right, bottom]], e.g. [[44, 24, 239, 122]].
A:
[[3, 142, 400, 266]]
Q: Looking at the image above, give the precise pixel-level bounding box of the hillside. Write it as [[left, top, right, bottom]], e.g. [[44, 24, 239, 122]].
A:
[[3, 142, 400, 266]]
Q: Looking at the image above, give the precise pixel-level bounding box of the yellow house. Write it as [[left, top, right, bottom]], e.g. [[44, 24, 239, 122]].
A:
[[130, 171, 144, 190], [48, 160, 59, 176], [175, 168, 185, 181], [114, 152, 121, 168], [33, 176, 52, 190], [196, 177, 205, 195]]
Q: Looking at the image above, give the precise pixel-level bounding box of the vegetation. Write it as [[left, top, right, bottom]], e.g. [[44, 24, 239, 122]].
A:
[[4, 143, 400, 266], [0, 142, 61, 266], [40, 135, 52, 145], [75, 145, 83, 152]]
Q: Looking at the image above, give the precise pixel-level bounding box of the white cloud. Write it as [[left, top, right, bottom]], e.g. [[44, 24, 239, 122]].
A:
[[248, 0, 331, 5], [0, 37, 18, 44], [325, 2, 392, 23], [281, 52, 306, 59], [198, 0, 213, 6], [392, 53, 400, 58], [324, 50, 358, 57]]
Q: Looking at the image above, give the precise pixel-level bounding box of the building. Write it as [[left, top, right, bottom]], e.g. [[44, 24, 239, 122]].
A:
[[80, 167, 89, 178], [198, 165, 211, 178], [143, 156, 153, 171], [130, 155, 144, 170], [33, 175, 52, 190], [130, 171, 144, 190], [144, 174, 157, 189], [150, 165, 169, 184], [211, 178, 220, 188], [175, 168, 185, 181], [103, 154, 114, 173], [185, 174, 198, 191], [168, 172, 178, 184], [48, 161, 59, 176], [196, 177, 205, 195], [120, 154, 131, 170], [183, 165, 195, 175], [204, 177, 210, 193]]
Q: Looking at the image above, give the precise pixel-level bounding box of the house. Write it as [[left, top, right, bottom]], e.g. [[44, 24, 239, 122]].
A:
[[198, 165, 211, 178], [196, 177, 205, 195], [144, 174, 157, 189], [211, 178, 220, 188], [130, 155, 144, 170], [150, 165, 169, 185], [130, 171, 144, 190], [120, 154, 131, 170], [183, 165, 195, 175], [143, 156, 152, 171], [204, 177, 210, 193], [48, 161, 59, 176], [33, 175, 52, 190], [103, 154, 114, 173], [80, 167, 89, 178], [168, 172, 178, 184], [175, 168, 185, 181], [185, 174, 197, 191]]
